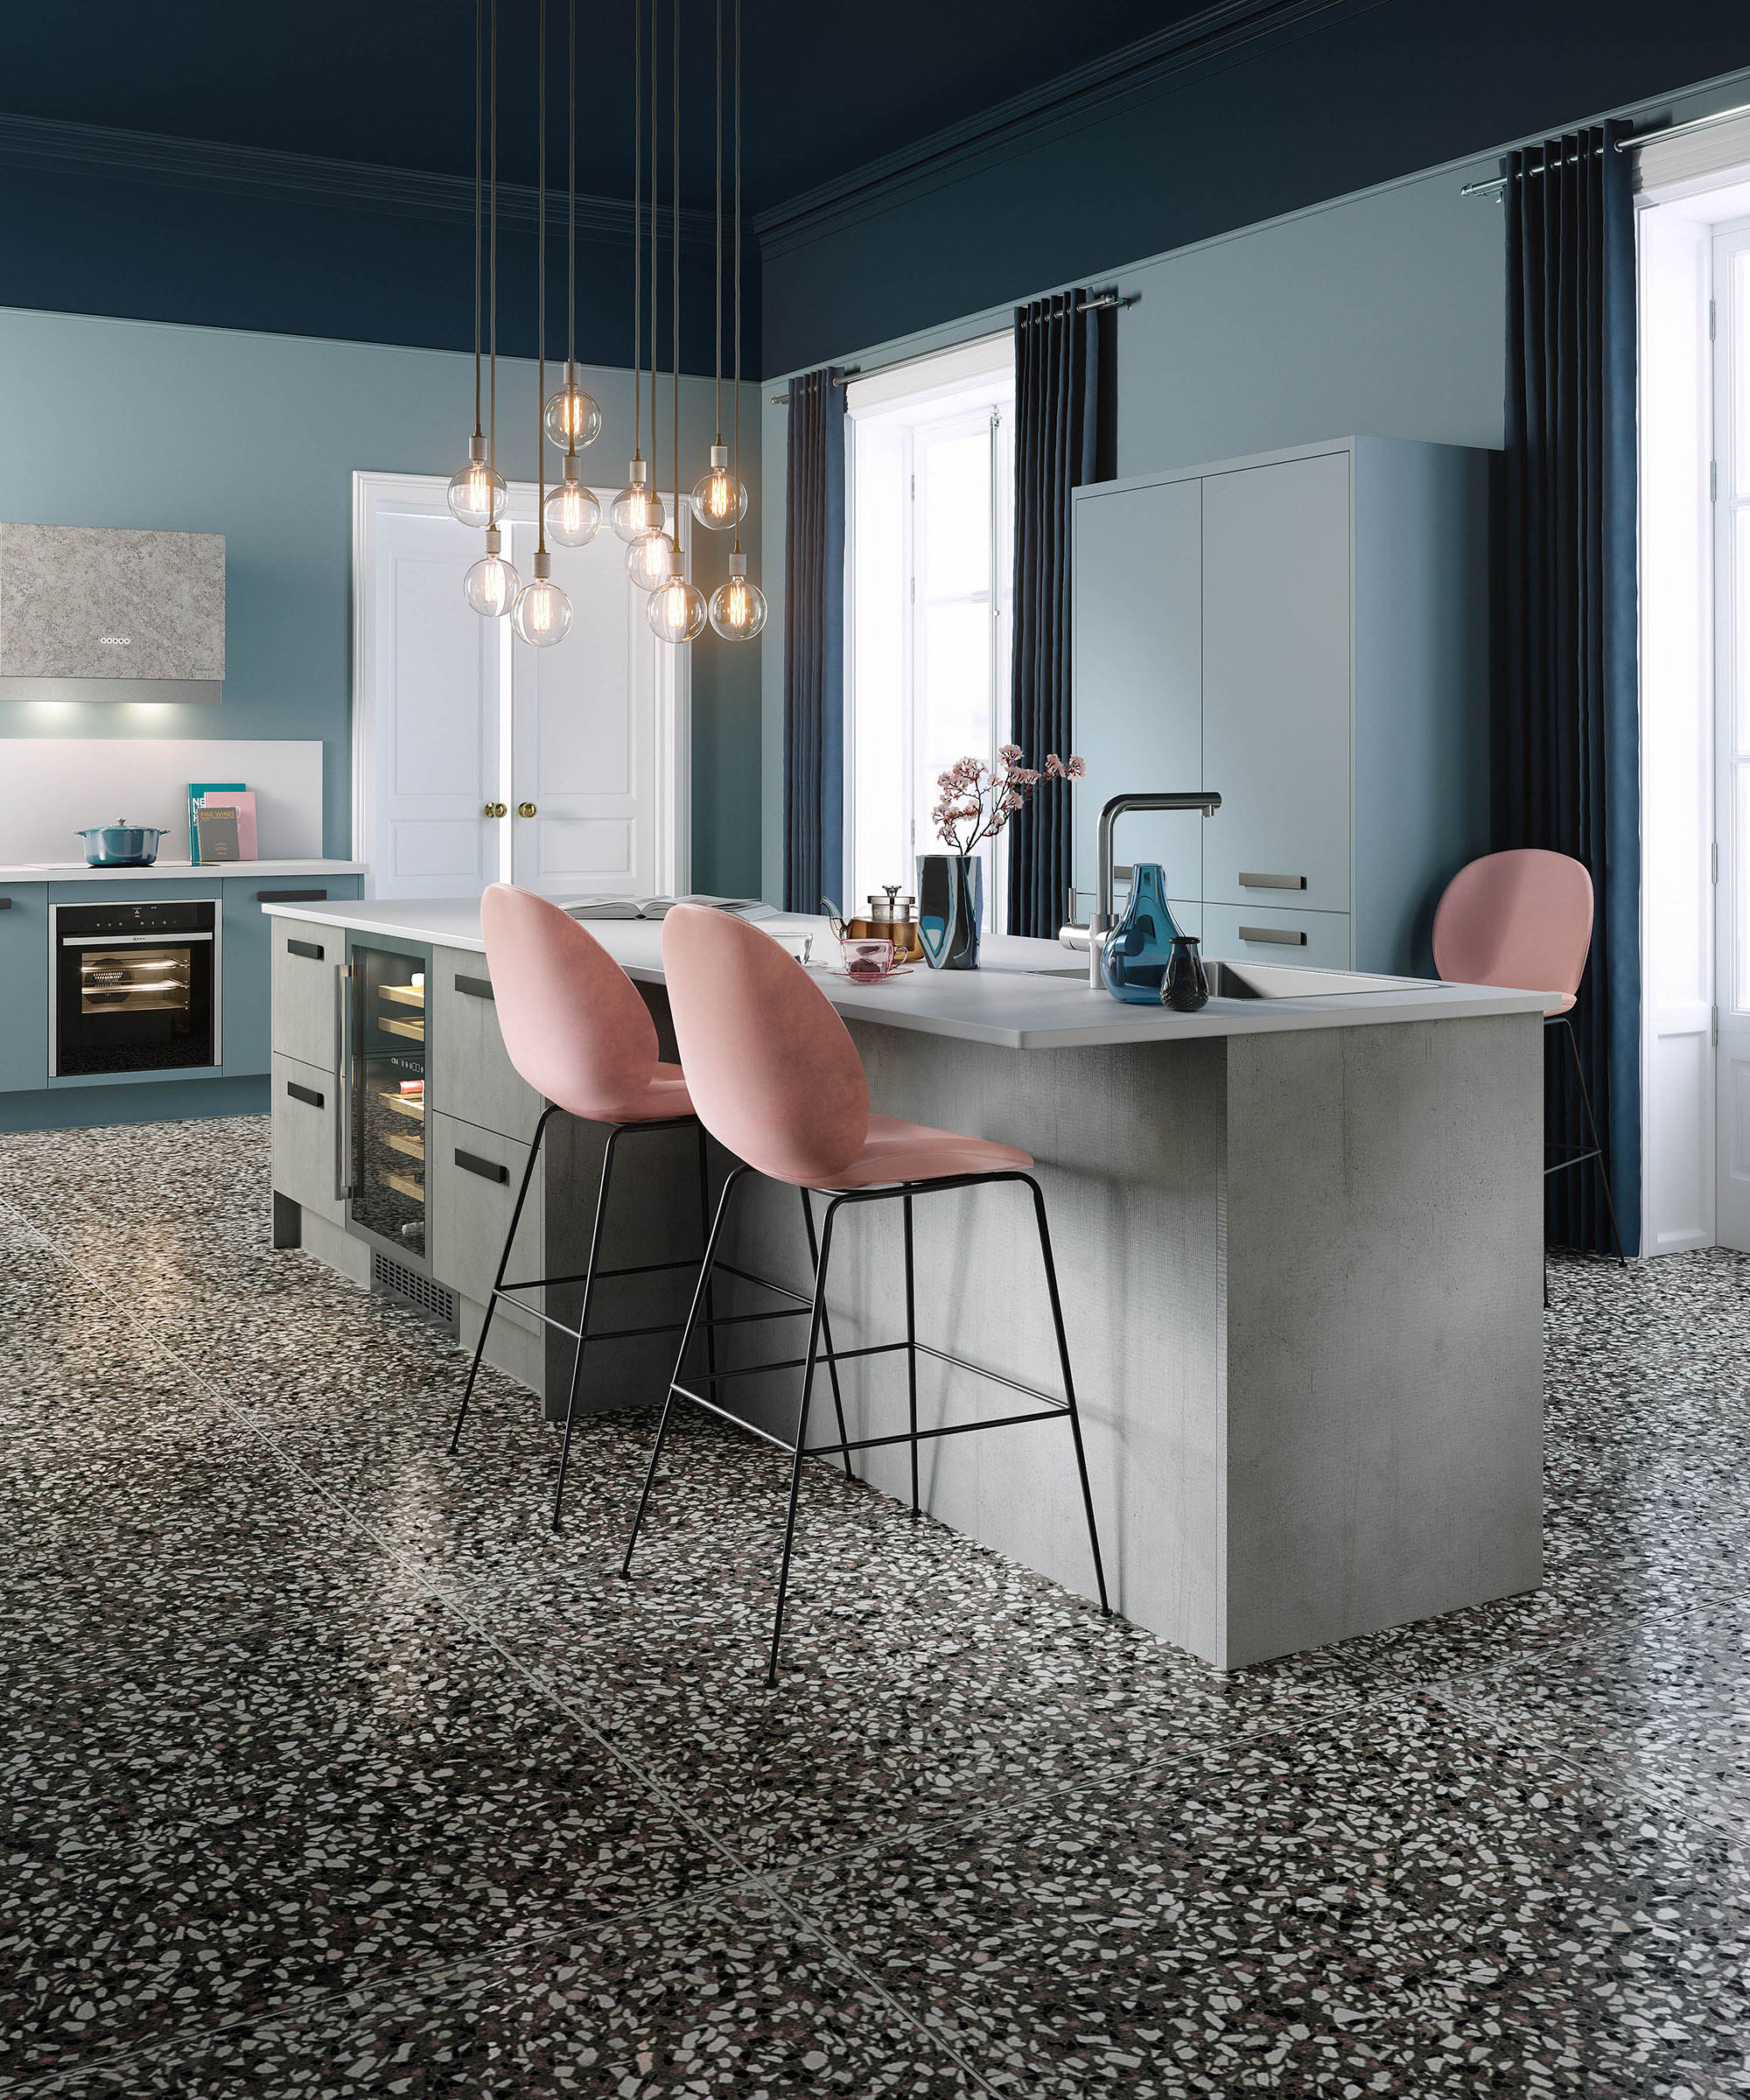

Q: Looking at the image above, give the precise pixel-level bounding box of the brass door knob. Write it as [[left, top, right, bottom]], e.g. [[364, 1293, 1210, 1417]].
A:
[[483, 802, 508, 818], [517, 802, 537, 818]]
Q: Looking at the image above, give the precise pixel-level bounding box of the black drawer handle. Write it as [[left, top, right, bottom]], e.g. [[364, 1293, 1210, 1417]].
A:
[[455, 1149, 508, 1184], [455, 974, 494, 1001], [1238, 925, 1308, 947], [287, 938, 325, 961], [1238, 872, 1307, 892], [259, 888, 328, 902], [0, 898, 12, 910], [286, 1081, 325, 1109]]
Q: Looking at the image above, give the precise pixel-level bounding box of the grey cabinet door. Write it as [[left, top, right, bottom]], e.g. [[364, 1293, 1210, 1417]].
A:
[[428, 1110, 542, 1335], [1201, 453, 1353, 915], [429, 948, 544, 1140], [270, 1052, 345, 1227], [270, 920, 341, 1069], [1071, 478, 1203, 912]]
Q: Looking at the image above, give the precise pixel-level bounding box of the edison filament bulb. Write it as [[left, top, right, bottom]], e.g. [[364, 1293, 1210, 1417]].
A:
[[544, 368, 602, 451], [544, 463, 602, 549], [511, 554, 573, 647], [464, 528, 521, 618], [626, 529, 678, 592], [447, 438, 506, 530], [709, 553, 766, 640], [691, 444, 747, 531], [610, 466, 665, 545], [648, 575, 707, 644]]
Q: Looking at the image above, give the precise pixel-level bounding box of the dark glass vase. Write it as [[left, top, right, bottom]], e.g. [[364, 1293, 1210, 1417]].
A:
[[1162, 934, 1210, 1012], [917, 853, 983, 970], [1100, 863, 1181, 1004]]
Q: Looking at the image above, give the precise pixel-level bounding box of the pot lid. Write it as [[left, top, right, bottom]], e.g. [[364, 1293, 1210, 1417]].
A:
[[866, 885, 915, 918]]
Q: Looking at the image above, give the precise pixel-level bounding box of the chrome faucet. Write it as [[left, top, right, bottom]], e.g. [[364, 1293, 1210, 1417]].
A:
[[1058, 790, 1222, 990]]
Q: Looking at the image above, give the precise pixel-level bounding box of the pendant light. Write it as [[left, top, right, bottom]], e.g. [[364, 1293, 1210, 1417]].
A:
[[691, 0, 746, 534], [465, 0, 521, 616], [628, 0, 679, 594], [710, 0, 766, 639], [449, 0, 508, 531], [609, 0, 664, 548], [511, 0, 574, 648], [649, 0, 706, 642], [542, 0, 604, 548]]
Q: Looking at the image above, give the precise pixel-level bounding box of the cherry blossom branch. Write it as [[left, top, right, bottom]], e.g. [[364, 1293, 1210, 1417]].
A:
[[930, 745, 1085, 855]]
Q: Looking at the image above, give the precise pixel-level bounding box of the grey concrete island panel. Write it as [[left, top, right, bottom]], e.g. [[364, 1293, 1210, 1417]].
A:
[[265, 896, 1547, 1669]]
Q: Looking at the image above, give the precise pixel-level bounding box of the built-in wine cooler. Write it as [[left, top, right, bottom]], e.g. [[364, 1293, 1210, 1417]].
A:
[[51, 900, 220, 1077], [343, 936, 430, 1265]]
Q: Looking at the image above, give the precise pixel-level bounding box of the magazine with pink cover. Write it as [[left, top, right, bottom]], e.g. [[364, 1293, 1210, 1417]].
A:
[[196, 788, 257, 859]]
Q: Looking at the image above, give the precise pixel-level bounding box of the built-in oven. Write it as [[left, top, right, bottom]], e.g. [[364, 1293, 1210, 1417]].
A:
[[50, 900, 220, 1077]]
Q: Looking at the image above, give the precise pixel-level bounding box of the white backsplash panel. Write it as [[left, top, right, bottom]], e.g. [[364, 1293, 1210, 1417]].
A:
[[0, 738, 323, 865]]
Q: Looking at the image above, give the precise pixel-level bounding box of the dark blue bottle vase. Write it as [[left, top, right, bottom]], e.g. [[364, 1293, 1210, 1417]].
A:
[[1100, 863, 1182, 1004]]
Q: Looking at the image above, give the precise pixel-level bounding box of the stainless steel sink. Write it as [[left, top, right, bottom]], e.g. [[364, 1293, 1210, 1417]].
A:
[[1023, 958, 1423, 998]]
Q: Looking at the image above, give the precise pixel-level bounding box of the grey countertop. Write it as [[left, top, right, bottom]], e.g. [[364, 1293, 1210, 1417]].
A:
[[262, 896, 1550, 1052]]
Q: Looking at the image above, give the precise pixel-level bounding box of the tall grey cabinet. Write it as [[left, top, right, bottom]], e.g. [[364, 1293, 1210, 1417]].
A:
[[1071, 437, 1492, 977]]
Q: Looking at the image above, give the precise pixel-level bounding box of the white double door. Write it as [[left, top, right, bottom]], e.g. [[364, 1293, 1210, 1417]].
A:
[[355, 472, 689, 901]]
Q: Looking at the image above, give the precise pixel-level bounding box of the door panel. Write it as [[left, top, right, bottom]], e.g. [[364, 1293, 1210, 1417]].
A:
[[270, 1052, 344, 1227], [1718, 234, 1750, 1249], [1071, 480, 1202, 913], [1200, 902, 1354, 971], [1202, 454, 1353, 916], [507, 509, 666, 900]]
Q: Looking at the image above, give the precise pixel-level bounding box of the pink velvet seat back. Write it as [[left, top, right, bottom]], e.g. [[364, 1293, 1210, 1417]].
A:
[[1432, 849, 1594, 1007], [661, 905, 870, 1185], [480, 884, 659, 1117]]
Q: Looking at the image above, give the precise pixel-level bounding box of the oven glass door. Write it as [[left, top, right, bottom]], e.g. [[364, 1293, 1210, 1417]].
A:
[[55, 925, 218, 1076]]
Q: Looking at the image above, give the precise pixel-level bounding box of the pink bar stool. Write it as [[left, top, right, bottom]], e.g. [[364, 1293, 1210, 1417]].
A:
[[621, 903, 1110, 1685], [1432, 849, 1628, 1291], [445, 886, 711, 1529]]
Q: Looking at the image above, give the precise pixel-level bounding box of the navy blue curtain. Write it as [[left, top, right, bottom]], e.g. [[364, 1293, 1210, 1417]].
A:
[[1007, 291, 1102, 939], [1500, 121, 1640, 1255], [783, 368, 846, 914]]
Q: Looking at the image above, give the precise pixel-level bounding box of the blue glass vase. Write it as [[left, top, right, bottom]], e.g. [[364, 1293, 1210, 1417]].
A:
[[917, 853, 983, 970], [1100, 863, 1182, 1004]]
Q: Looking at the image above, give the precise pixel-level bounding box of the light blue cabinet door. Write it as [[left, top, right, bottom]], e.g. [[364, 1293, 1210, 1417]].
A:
[[1200, 902, 1354, 971], [225, 878, 360, 1077], [0, 885, 48, 1092], [1201, 452, 1353, 916], [1071, 478, 1203, 914]]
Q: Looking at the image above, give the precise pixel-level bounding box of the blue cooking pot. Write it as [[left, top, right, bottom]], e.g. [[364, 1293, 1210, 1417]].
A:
[[76, 821, 164, 868]]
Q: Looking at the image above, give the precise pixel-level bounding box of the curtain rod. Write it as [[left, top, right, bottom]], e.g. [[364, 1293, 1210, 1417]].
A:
[[1461, 97, 1750, 198], [769, 288, 1136, 404]]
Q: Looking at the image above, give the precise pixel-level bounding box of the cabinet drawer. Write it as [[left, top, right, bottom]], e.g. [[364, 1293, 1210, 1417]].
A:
[[1200, 904, 1353, 971], [270, 920, 340, 1069], [427, 1110, 542, 1335], [429, 947, 543, 1139], [270, 1052, 344, 1228]]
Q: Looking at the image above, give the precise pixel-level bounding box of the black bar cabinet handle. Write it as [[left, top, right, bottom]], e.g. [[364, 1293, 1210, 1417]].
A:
[[455, 974, 494, 1001], [0, 898, 12, 910], [455, 1149, 508, 1185], [287, 938, 325, 961], [286, 1081, 325, 1110], [259, 888, 329, 902]]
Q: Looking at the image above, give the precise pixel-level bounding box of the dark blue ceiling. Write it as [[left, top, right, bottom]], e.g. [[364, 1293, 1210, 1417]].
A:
[[0, 0, 1206, 215]]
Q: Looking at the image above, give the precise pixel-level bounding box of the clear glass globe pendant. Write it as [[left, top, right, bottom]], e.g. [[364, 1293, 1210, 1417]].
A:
[[626, 528, 678, 592], [464, 527, 521, 619], [709, 550, 766, 639], [448, 434, 507, 529], [544, 457, 601, 548], [511, 550, 573, 648], [648, 572, 708, 643], [610, 459, 665, 545], [544, 365, 602, 452], [691, 443, 747, 531]]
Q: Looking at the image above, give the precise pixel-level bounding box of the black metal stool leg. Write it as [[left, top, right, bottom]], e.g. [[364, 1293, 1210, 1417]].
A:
[[696, 1124, 719, 1400], [769, 1200, 836, 1686], [1026, 1174, 1110, 1617], [551, 1124, 624, 1530], [1557, 1017, 1628, 1267], [622, 1167, 746, 1578], [800, 1188, 853, 1480], [902, 1192, 920, 1519], [449, 1106, 555, 1454]]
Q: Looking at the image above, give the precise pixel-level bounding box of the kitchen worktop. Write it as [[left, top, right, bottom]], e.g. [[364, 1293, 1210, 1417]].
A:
[[262, 895, 1550, 1051], [0, 859, 365, 884]]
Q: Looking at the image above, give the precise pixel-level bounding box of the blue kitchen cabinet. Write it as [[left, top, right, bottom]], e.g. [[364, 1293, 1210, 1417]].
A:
[[0, 883, 49, 1092], [223, 874, 361, 1076]]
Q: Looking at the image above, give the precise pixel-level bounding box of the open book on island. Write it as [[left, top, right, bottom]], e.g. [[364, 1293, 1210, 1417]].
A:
[[561, 894, 780, 923]]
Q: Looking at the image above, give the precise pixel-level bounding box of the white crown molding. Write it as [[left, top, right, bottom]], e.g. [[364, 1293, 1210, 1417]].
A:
[[752, 0, 1360, 254], [0, 110, 721, 248]]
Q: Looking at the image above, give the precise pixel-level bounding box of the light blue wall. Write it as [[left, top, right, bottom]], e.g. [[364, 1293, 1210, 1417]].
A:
[[0, 306, 763, 894]]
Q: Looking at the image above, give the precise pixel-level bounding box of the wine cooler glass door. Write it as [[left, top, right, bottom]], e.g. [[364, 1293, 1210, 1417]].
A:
[[348, 940, 430, 1264]]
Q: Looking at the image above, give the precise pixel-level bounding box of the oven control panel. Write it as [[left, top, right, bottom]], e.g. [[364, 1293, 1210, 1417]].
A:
[[55, 900, 216, 939]]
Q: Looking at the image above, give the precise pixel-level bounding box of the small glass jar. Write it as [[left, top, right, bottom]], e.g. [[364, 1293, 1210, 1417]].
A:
[[1161, 934, 1210, 1012]]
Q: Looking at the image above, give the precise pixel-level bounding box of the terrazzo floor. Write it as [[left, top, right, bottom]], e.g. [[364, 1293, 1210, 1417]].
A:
[[4, 1115, 1750, 2096]]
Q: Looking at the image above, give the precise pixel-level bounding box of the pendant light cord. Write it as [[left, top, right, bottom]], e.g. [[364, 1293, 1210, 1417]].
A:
[[649, 0, 660, 522], [713, 0, 723, 444], [732, 0, 741, 557], [567, 0, 576, 390], [472, 0, 483, 439], [631, 0, 640, 464], [672, 0, 680, 575], [536, 0, 547, 555], [488, 0, 499, 508]]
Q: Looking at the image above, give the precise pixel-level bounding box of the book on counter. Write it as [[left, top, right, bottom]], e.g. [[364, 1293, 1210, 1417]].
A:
[[562, 893, 780, 922], [187, 781, 244, 864]]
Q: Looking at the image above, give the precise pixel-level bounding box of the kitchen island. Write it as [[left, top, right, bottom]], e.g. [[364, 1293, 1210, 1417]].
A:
[[264, 897, 1548, 1670]]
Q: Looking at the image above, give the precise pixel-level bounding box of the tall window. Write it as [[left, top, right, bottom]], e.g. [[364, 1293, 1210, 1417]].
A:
[[845, 339, 1015, 922]]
